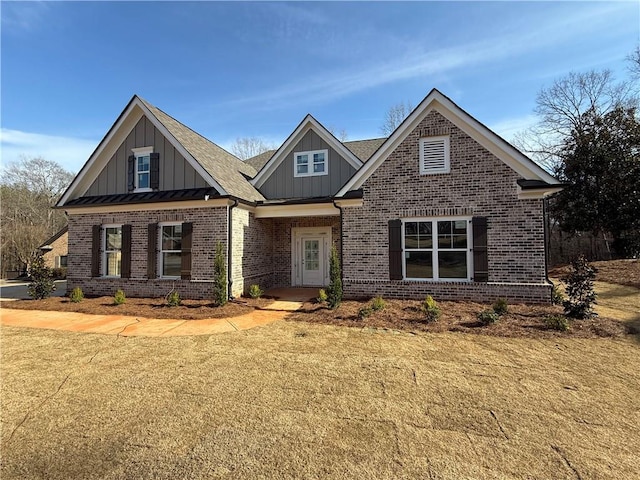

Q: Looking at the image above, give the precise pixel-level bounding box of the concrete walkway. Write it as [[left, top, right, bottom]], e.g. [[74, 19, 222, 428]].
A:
[[0, 287, 317, 337]]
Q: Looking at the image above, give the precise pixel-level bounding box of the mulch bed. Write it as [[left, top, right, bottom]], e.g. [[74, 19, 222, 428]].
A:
[[3, 295, 272, 320], [549, 258, 640, 289], [286, 299, 633, 339]]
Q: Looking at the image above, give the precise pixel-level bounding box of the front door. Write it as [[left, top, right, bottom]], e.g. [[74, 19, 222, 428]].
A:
[[301, 236, 324, 286]]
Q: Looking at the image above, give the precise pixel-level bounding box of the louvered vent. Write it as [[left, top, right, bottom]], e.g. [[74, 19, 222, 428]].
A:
[[419, 136, 450, 174]]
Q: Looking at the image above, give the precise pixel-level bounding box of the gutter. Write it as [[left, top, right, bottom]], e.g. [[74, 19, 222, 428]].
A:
[[227, 198, 239, 300]]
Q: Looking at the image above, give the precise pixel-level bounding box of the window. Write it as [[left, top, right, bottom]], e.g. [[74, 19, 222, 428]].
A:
[[294, 149, 328, 177], [403, 218, 471, 281], [159, 223, 182, 278], [419, 136, 450, 174], [56, 255, 68, 268], [103, 225, 122, 277], [132, 146, 153, 192]]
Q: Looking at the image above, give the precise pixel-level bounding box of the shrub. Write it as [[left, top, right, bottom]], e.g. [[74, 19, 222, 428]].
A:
[[167, 290, 181, 307], [545, 315, 570, 332], [113, 289, 126, 305], [562, 255, 597, 319], [69, 287, 84, 303], [420, 295, 441, 323], [477, 309, 499, 325], [212, 242, 227, 306], [51, 267, 67, 280], [317, 288, 328, 304], [327, 245, 342, 309], [358, 305, 373, 320], [492, 298, 508, 315], [371, 295, 385, 311], [248, 284, 264, 299], [551, 283, 565, 305], [27, 253, 56, 300]]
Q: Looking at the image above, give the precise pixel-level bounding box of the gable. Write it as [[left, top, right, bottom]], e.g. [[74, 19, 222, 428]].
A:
[[259, 129, 358, 199], [85, 115, 209, 196], [338, 89, 561, 198]]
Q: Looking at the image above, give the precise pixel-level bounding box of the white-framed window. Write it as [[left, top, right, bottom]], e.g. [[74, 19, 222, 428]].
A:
[[103, 225, 122, 277], [403, 217, 471, 281], [159, 223, 182, 278], [55, 255, 68, 268], [419, 136, 450, 174], [294, 149, 328, 177], [132, 146, 153, 192]]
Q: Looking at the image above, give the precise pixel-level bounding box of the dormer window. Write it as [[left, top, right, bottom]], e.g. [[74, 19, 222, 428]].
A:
[[294, 149, 328, 177]]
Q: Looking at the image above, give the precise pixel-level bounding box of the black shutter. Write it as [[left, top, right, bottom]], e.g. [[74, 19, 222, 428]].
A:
[[181, 222, 193, 280], [127, 155, 135, 192], [472, 217, 488, 282], [121, 224, 132, 279], [150, 152, 160, 190], [147, 223, 158, 279], [91, 225, 101, 277], [389, 219, 403, 280]]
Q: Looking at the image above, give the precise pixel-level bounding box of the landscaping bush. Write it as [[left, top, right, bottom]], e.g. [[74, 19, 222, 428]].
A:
[[551, 283, 565, 305], [316, 288, 328, 304], [213, 242, 227, 306], [166, 290, 181, 307], [52, 267, 67, 280], [248, 284, 264, 299], [113, 289, 126, 305], [492, 298, 508, 315], [545, 314, 570, 332], [69, 287, 84, 303], [477, 309, 499, 325], [562, 255, 597, 319], [358, 305, 373, 320], [327, 245, 342, 309], [420, 295, 441, 323], [371, 295, 385, 311], [27, 253, 56, 300]]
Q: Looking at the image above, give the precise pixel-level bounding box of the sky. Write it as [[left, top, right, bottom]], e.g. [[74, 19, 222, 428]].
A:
[[1, 1, 638, 174]]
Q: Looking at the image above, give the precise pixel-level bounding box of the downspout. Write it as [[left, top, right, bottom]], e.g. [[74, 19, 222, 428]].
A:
[[332, 200, 344, 286], [227, 198, 239, 300]]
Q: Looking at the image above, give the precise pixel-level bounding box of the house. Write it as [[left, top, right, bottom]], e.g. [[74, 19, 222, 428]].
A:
[[56, 89, 563, 303], [39, 226, 68, 270]]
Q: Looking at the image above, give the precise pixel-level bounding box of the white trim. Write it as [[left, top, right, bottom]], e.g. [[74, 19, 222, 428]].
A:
[[333, 198, 363, 208], [251, 115, 362, 187], [157, 221, 182, 279], [132, 146, 153, 155], [401, 217, 472, 282], [293, 149, 329, 178], [291, 226, 332, 287], [57, 96, 228, 207], [419, 136, 450, 175], [337, 89, 560, 196], [64, 198, 232, 215], [254, 203, 339, 219], [517, 186, 564, 199]]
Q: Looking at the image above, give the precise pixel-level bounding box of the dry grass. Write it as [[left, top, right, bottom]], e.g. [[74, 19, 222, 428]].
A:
[[2, 320, 639, 479], [550, 258, 640, 289]]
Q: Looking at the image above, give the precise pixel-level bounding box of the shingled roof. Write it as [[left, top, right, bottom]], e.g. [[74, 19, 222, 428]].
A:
[[140, 98, 264, 202], [245, 137, 387, 175]]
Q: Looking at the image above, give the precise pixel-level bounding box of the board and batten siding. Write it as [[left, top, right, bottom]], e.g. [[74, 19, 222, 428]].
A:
[[85, 116, 209, 196], [259, 130, 357, 199]]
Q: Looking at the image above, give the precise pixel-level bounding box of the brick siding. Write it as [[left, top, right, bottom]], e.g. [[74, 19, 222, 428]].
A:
[[67, 206, 227, 299], [42, 231, 68, 269], [341, 110, 552, 304]]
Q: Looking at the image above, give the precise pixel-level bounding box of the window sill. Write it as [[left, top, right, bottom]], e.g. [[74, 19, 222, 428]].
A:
[[403, 278, 471, 283], [133, 188, 153, 193], [294, 172, 328, 178]]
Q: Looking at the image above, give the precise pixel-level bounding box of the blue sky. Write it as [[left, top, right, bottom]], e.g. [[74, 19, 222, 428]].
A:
[[1, 1, 638, 173]]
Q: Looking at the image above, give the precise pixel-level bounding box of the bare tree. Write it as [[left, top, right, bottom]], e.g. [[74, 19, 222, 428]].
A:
[[327, 126, 348, 142], [627, 44, 640, 82], [0, 156, 74, 275], [514, 69, 636, 172], [380, 101, 413, 136], [230, 137, 277, 160]]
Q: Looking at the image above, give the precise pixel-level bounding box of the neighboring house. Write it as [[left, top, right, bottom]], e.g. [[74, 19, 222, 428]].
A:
[[57, 89, 563, 303], [39, 226, 69, 269]]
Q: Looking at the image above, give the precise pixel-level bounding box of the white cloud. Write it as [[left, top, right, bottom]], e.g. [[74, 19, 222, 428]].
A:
[[489, 114, 538, 143], [0, 129, 97, 174]]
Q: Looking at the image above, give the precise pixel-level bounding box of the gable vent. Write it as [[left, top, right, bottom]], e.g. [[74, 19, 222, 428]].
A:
[[419, 136, 450, 174]]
